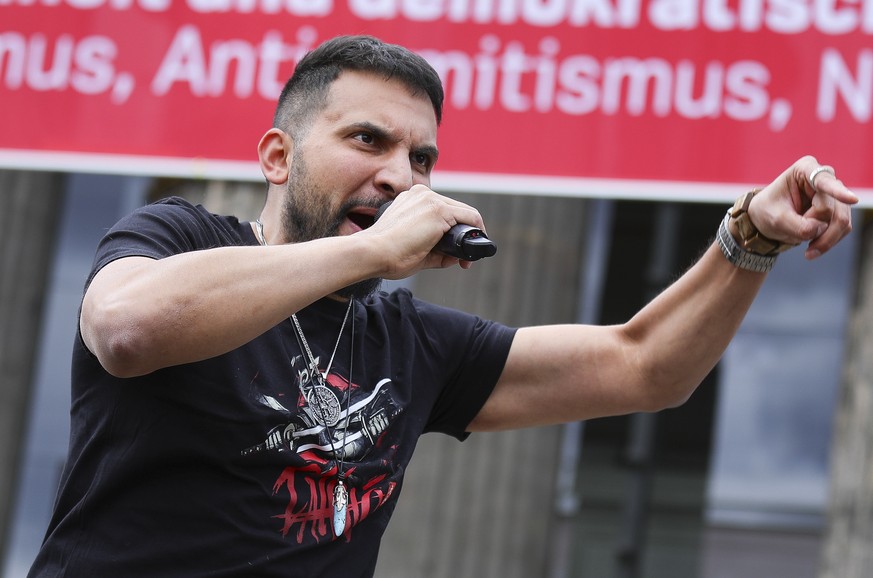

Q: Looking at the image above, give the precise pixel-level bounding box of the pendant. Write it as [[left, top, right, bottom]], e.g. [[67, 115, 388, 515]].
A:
[[333, 479, 348, 537], [307, 385, 342, 427]]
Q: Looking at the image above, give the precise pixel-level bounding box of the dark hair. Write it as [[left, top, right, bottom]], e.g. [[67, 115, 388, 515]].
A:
[[273, 35, 444, 138]]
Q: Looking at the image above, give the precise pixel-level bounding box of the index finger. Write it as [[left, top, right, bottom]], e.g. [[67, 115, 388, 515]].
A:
[[806, 164, 859, 206]]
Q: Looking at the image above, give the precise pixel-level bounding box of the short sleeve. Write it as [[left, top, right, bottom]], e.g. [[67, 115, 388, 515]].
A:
[[85, 197, 244, 288], [416, 301, 517, 439]]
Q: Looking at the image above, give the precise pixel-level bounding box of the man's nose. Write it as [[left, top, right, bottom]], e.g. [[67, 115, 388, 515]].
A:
[[375, 151, 415, 197]]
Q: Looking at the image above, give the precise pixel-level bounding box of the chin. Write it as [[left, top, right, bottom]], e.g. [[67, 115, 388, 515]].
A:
[[338, 278, 383, 299]]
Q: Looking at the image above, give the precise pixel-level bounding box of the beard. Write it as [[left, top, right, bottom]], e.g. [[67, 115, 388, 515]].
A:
[[281, 153, 383, 299]]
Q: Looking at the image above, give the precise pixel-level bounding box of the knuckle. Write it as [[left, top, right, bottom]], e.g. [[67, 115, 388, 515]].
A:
[[797, 154, 817, 169]]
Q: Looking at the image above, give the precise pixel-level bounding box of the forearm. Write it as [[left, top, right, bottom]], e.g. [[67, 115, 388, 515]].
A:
[[474, 242, 767, 431], [82, 235, 384, 377], [621, 242, 766, 408]]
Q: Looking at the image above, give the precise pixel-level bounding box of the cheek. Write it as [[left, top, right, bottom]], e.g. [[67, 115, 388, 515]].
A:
[[305, 144, 378, 196], [331, 155, 376, 188]]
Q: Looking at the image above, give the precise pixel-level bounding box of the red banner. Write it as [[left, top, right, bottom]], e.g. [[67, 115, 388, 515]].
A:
[[1, 1, 871, 202]]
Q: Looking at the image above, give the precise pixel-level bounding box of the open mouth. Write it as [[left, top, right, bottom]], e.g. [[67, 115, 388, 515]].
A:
[[346, 209, 376, 231]]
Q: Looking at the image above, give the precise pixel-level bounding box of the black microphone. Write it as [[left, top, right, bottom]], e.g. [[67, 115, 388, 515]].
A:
[[374, 201, 497, 261]]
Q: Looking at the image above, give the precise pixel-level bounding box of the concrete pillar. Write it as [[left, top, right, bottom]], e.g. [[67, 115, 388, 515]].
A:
[[820, 217, 873, 578], [0, 170, 64, 562]]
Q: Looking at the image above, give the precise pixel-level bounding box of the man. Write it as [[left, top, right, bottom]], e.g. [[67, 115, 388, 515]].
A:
[[29, 35, 856, 577]]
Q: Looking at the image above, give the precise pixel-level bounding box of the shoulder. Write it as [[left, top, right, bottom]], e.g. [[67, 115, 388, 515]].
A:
[[108, 196, 250, 250], [87, 197, 251, 285], [134, 197, 242, 236]]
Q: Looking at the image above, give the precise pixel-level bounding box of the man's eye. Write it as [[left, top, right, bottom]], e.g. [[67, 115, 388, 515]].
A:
[[355, 133, 374, 144], [412, 153, 430, 167]]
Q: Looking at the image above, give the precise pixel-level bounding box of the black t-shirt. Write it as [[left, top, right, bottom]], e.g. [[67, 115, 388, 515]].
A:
[[29, 198, 516, 577]]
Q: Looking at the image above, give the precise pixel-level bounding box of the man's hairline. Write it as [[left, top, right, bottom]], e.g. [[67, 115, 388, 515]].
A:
[[276, 69, 440, 140]]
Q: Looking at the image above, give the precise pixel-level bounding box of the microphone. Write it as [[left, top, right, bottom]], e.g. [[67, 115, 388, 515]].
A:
[[374, 201, 497, 261]]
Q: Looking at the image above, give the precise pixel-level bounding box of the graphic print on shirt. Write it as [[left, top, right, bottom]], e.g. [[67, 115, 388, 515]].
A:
[[241, 354, 403, 543]]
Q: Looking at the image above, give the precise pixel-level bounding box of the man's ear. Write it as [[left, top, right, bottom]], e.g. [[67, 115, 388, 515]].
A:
[[257, 128, 293, 184]]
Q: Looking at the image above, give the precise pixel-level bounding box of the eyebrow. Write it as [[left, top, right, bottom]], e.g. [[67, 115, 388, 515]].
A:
[[349, 121, 440, 164], [415, 144, 440, 165]]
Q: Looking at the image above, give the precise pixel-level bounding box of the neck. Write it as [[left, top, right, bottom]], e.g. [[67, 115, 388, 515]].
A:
[[253, 216, 283, 246], [256, 189, 286, 244]]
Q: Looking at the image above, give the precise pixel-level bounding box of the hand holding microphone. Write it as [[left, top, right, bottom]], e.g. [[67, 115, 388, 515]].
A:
[[374, 201, 497, 261]]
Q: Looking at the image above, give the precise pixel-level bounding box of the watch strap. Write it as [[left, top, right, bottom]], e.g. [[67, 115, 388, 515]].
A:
[[729, 190, 796, 256], [717, 213, 777, 273]]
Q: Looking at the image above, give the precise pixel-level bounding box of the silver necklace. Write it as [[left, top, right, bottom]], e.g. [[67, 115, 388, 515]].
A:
[[291, 301, 354, 537], [255, 219, 355, 537]]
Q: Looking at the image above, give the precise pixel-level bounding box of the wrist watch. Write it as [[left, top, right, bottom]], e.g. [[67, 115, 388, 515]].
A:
[[730, 190, 795, 256], [716, 190, 796, 273]]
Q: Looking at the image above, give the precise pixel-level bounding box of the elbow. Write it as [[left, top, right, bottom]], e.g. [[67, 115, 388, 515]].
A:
[[97, 329, 155, 379], [635, 379, 698, 413], [659, 388, 695, 411], [83, 300, 160, 379], [625, 342, 704, 412]]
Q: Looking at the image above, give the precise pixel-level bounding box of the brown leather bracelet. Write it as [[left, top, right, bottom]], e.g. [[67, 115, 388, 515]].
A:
[[729, 190, 796, 256]]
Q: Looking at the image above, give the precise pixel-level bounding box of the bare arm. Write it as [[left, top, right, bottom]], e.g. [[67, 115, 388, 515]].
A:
[[469, 156, 857, 431], [469, 244, 764, 430], [82, 187, 484, 378], [82, 237, 381, 378]]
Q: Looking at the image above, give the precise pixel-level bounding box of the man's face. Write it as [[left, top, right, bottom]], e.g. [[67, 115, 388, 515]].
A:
[[281, 70, 439, 247]]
